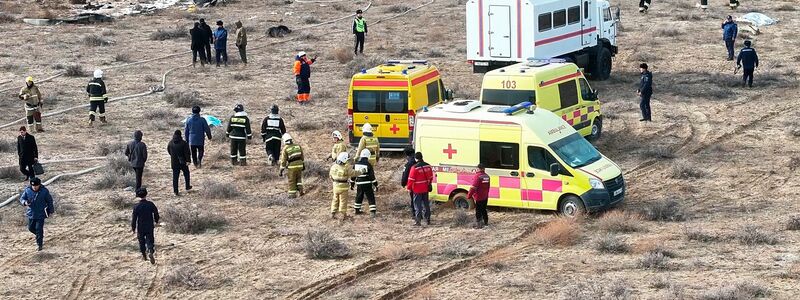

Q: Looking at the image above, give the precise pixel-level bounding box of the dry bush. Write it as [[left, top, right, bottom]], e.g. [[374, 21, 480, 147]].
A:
[[93, 170, 135, 189], [777, 4, 796, 11], [330, 3, 347, 11], [654, 28, 682, 37], [83, 34, 111, 46], [303, 16, 320, 24], [786, 216, 800, 231], [733, 225, 779, 246], [387, 190, 411, 211], [641, 200, 687, 222], [333, 47, 354, 64], [685, 229, 724, 243], [304, 160, 329, 179], [385, 4, 411, 13], [295, 121, 321, 131], [52, 195, 77, 217], [597, 211, 643, 233], [344, 288, 370, 300], [0, 207, 27, 227], [638, 251, 669, 270], [232, 73, 251, 81], [32, 251, 57, 262], [629, 51, 657, 62], [304, 230, 351, 259], [501, 278, 536, 292], [670, 160, 705, 179], [150, 27, 188, 41], [650, 276, 672, 289], [164, 205, 228, 234], [107, 193, 134, 210], [440, 239, 477, 258], [144, 74, 159, 82], [106, 154, 132, 175], [201, 181, 239, 199], [379, 243, 426, 261], [163, 90, 204, 108], [316, 89, 335, 100], [164, 266, 208, 290], [427, 49, 445, 58], [535, 217, 580, 247], [790, 128, 800, 137], [449, 81, 480, 99], [427, 31, 445, 41], [451, 209, 472, 228], [396, 47, 417, 58], [112, 53, 130, 62], [595, 234, 630, 254], [700, 282, 770, 300], [0, 13, 15, 23], [634, 241, 677, 258], [343, 55, 385, 78], [298, 33, 318, 41], [0, 166, 18, 180], [673, 13, 702, 21], [560, 279, 632, 300], [95, 140, 126, 156], [64, 65, 87, 77], [262, 194, 298, 207], [643, 145, 675, 159]]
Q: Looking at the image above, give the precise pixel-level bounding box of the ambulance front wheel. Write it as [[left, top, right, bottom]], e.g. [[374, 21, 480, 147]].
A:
[[451, 192, 474, 210], [589, 118, 603, 141], [559, 195, 586, 217]]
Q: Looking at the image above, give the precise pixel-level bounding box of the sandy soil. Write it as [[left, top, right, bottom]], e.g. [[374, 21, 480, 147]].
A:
[[1, 0, 799, 299]]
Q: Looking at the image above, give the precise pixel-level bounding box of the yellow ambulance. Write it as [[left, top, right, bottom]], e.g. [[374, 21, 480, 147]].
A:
[[480, 59, 603, 140], [413, 100, 624, 216], [348, 60, 452, 150]]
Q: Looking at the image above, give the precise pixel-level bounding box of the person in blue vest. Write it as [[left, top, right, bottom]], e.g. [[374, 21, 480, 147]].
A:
[[184, 106, 212, 168], [214, 20, 228, 67], [736, 40, 759, 88], [721, 16, 738, 61], [19, 177, 54, 251], [353, 9, 367, 55]]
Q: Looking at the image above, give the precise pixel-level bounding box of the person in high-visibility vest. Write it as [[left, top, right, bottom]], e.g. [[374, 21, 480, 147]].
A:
[[330, 152, 364, 221], [279, 133, 305, 198], [356, 123, 380, 166], [352, 9, 367, 55], [292, 51, 316, 104], [329, 130, 348, 161], [261, 105, 286, 166], [19, 76, 44, 132], [352, 149, 378, 217], [226, 104, 252, 166], [86, 69, 109, 126]]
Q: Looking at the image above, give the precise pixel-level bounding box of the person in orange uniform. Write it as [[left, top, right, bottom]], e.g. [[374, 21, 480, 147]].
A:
[[292, 51, 317, 104]]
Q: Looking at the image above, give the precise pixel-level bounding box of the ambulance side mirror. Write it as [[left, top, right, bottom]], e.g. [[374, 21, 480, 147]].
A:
[[444, 89, 454, 101], [588, 91, 598, 101], [549, 163, 561, 177], [612, 6, 621, 22]]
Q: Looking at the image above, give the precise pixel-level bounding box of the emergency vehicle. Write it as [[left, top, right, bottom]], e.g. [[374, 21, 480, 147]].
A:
[[481, 59, 603, 140], [466, 0, 619, 80], [348, 60, 452, 150], [413, 100, 624, 216]]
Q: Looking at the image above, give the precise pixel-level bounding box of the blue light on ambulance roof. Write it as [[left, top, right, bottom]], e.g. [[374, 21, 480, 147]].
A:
[[361, 68, 367, 74], [503, 101, 533, 115]]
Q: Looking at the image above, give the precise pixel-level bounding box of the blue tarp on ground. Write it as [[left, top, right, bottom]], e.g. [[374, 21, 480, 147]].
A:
[[182, 115, 222, 127]]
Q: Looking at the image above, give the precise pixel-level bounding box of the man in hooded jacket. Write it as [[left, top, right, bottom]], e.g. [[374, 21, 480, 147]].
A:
[[125, 130, 148, 190], [235, 20, 247, 65], [199, 19, 214, 64], [167, 130, 192, 196], [184, 106, 212, 168], [190, 22, 207, 67]]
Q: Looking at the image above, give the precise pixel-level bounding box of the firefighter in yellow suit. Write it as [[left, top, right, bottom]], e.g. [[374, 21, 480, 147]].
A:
[[329, 152, 364, 221], [19, 76, 44, 132], [329, 130, 348, 161], [356, 123, 380, 166], [279, 133, 304, 198]]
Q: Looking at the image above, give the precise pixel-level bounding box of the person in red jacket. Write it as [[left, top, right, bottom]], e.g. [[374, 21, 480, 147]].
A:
[[407, 152, 434, 226], [467, 164, 490, 229]]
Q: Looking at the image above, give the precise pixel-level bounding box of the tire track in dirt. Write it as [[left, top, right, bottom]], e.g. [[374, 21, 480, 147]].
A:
[[144, 264, 163, 298], [65, 274, 90, 300]]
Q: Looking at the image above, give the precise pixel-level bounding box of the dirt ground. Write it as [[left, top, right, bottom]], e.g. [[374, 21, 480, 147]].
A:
[[1, 0, 799, 299]]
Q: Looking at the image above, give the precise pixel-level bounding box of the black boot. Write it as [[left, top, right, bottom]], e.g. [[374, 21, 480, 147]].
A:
[[231, 158, 238, 166]]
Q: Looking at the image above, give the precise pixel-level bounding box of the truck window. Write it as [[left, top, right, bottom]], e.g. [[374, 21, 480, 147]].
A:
[[578, 78, 593, 100], [553, 10, 566, 28], [482, 89, 536, 106], [538, 13, 551, 32], [557, 80, 579, 109], [583, 1, 589, 19], [383, 91, 409, 113], [480, 142, 519, 170], [528, 146, 560, 171], [568, 6, 580, 24], [353, 90, 379, 112], [426, 81, 440, 107], [603, 8, 612, 21]]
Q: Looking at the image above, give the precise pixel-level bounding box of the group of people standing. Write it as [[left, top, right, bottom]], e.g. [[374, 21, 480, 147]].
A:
[[189, 18, 248, 67]]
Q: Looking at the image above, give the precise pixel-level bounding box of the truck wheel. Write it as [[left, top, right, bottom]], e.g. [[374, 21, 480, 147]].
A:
[[588, 118, 603, 141], [559, 195, 586, 218], [451, 192, 473, 210], [588, 48, 612, 80]]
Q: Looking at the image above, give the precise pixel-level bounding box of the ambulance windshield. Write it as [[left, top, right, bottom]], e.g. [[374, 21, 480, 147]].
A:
[[549, 133, 601, 168], [482, 89, 536, 106]]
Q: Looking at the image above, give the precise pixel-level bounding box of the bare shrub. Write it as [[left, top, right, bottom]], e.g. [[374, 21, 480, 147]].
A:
[[303, 16, 320, 24], [298, 33, 318, 41], [304, 230, 351, 259], [733, 225, 779, 246], [304, 160, 329, 179], [789, 128, 800, 137], [64, 65, 87, 77], [535, 217, 580, 247], [787, 216, 800, 231], [598, 211, 643, 233], [107, 193, 134, 210], [163, 90, 204, 108], [164, 205, 227, 234], [232, 73, 251, 81], [641, 200, 687, 222], [685, 229, 724, 243], [343, 55, 385, 78], [379, 244, 425, 261], [427, 31, 445, 41], [107, 154, 132, 175], [501, 278, 536, 291], [262, 194, 298, 207], [643, 146, 675, 159], [93, 170, 135, 189], [777, 4, 796, 11], [333, 47, 354, 64], [560, 279, 632, 300], [150, 27, 188, 40], [164, 266, 208, 290], [396, 47, 417, 58], [449, 81, 480, 99], [0, 13, 15, 23], [595, 234, 630, 254], [673, 13, 702, 21], [387, 190, 411, 211], [344, 288, 370, 299], [385, 4, 411, 13], [451, 209, 472, 228], [700, 282, 770, 300], [638, 251, 669, 270], [670, 160, 705, 179], [32, 251, 57, 262], [427, 49, 445, 58], [295, 122, 321, 131], [650, 276, 672, 289], [440, 239, 477, 258], [330, 3, 347, 11], [0, 166, 18, 180], [654, 28, 682, 37], [0, 207, 27, 227], [316, 89, 335, 100], [144, 74, 159, 82], [202, 181, 239, 199], [95, 140, 125, 156], [83, 34, 111, 46]]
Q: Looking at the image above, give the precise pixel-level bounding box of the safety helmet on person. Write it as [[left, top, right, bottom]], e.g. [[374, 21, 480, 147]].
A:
[[332, 130, 343, 140], [361, 123, 373, 133], [336, 152, 349, 164], [282, 133, 293, 144], [360, 149, 371, 158]]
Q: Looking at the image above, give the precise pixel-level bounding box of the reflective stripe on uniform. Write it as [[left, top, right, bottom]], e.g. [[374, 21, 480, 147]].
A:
[[288, 165, 303, 169], [356, 181, 375, 185], [88, 82, 102, 86], [230, 136, 247, 139], [230, 124, 246, 127]]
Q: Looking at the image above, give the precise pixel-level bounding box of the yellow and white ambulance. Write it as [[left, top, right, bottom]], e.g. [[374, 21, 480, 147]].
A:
[[480, 59, 603, 140], [413, 100, 624, 216], [347, 60, 452, 151]]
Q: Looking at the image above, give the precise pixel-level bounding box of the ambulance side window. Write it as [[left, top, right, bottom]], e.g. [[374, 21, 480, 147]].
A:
[[579, 78, 594, 101], [528, 146, 560, 171], [426, 81, 440, 106], [353, 91, 378, 112], [557, 80, 579, 109], [480, 142, 519, 170]]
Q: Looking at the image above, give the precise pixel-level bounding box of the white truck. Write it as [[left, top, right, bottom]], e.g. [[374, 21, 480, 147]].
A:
[[466, 0, 619, 80]]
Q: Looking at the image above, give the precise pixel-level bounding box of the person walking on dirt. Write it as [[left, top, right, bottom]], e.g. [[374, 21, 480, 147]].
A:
[[167, 130, 192, 196], [227, 104, 252, 166], [19, 76, 44, 132], [330, 152, 364, 221], [86, 69, 109, 126], [279, 133, 305, 198], [185, 105, 212, 168], [356, 123, 380, 166], [353, 149, 378, 217], [722, 16, 738, 61], [235, 20, 247, 65], [125, 130, 148, 190], [638, 0, 651, 13], [17, 126, 38, 182], [329, 131, 347, 162], [131, 187, 159, 264], [407, 152, 434, 226], [736, 40, 758, 88], [261, 104, 286, 166], [190, 22, 207, 67], [199, 19, 214, 64], [467, 164, 490, 229], [353, 9, 367, 55], [293, 51, 316, 104], [400, 147, 416, 218], [19, 177, 53, 251], [214, 20, 228, 67], [637, 63, 653, 122]]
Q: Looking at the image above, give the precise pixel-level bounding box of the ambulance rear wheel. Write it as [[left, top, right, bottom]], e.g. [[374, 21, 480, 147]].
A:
[[452, 192, 473, 210], [588, 118, 603, 141], [559, 195, 585, 217]]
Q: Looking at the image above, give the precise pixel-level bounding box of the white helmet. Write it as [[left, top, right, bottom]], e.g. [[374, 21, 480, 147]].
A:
[[282, 133, 293, 144], [298, 51, 306, 57], [94, 69, 103, 78], [336, 152, 349, 164], [332, 130, 343, 140], [360, 149, 371, 158], [362, 123, 373, 133]]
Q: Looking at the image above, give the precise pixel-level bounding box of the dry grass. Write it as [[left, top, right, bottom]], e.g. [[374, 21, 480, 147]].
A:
[[83, 35, 111, 47], [700, 282, 770, 300], [164, 205, 228, 234], [262, 194, 298, 207], [0, 13, 15, 23], [344, 288, 370, 299], [786, 216, 800, 231], [303, 160, 329, 179], [232, 73, 251, 81], [163, 90, 204, 108], [733, 225, 779, 246], [501, 277, 536, 292], [150, 27, 188, 41], [164, 266, 208, 290], [560, 279, 632, 300], [303, 16, 320, 24], [93, 155, 135, 189], [0, 166, 18, 180], [595, 234, 630, 254], [32, 251, 58, 262], [534, 217, 580, 247], [670, 160, 706, 179], [333, 47, 354, 64], [427, 49, 445, 58], [777, 4, 796, 11], [385, 4, 411, 13], [343, 55, 385, 78], [294, 122, 321, 131], [685, 228, 724, 243], [379, 243, 427, 261], [451, 209, 472, 228], [106, 193, 135, 210], [396, 47, 417, 58], [387, 190, 411, 212], [638, 251, 669, 270], [440, 239, 477, 258], [641, 200, 687, 222], [654, 28, 682, 38], [0, 207, 27, 227], [201, 181, 239, 199], [597, 211, 643, 233], [113, 53, 131, 62], [95, 140, 126, 156], [303, 230, 351, 259], [64, 65, 87, 77], [643, 145, 675, 159]]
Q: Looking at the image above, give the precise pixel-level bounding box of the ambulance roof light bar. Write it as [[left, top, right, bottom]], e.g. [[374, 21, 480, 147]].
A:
[[503, 101, 534, 115], [386, 60, 428, 65], [526, 57, 568, 67]]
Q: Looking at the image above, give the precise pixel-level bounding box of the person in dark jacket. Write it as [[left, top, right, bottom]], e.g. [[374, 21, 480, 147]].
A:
[[407, 152, 434, 226], [227, 104, 252, 166], [190, 22, 207, 67], [352, 149, 378, 217], [125, 130, 148, 190], [400, 147, 416, 217], [637, 63, 653, 122], [17, 126, 38, 181], [214, 20, 228, 67], [261, 104, 286, 166], [467, 164, 490, 229], [131, 187, 159, 264], [167, 130, 192, 196], [184, 106, 212, 168], [19, 177, 53, 251], [736, 40, 759, 88], [86, 69, 109, 125], [353, 9, 367, 55], [199, 18, 214, 64], [721, 16, 738, 60], [638, 0, 651, 13], [234, 20, 247, 65]]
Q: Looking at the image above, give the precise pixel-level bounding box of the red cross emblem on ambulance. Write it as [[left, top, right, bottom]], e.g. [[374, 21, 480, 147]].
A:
[[389, 123, 400, 134], [443, 143, 457, 159]]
